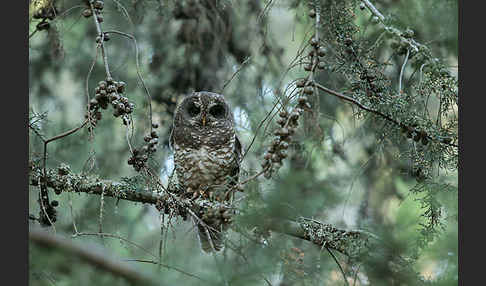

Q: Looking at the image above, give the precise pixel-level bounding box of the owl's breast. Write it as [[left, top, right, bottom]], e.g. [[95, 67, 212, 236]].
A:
[[173, 135, 238, 191]]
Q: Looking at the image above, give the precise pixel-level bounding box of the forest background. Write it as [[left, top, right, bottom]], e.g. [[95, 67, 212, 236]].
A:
[[28, 0, 458, 285]]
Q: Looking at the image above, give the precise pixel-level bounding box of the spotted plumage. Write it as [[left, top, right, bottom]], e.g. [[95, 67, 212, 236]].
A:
[[169, 91, 242, 252]]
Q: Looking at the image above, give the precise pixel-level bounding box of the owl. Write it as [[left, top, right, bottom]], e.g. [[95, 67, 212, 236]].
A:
[[169, 91, 242, 252]]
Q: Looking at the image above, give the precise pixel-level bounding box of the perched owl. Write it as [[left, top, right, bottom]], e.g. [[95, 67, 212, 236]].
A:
[[169, 91, 242, 252]]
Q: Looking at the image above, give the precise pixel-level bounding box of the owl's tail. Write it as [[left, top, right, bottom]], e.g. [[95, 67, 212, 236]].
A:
[[196, 221, 224, 253]]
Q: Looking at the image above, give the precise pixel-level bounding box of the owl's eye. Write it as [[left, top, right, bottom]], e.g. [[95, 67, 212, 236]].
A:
[[187, 103, 200, 117], [209, 104, 225, 118]]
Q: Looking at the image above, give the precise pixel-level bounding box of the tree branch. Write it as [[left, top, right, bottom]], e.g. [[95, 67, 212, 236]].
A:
[[29, 165, 374, 258], [361, 0, 385, 21], [269, 218, 373, 258], [89, 1, 111, 79], [29, 227, 161, 286], [313, 82, 458, 148]]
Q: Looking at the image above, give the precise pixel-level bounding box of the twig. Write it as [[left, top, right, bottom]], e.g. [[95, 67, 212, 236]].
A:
[[89, 1, 111, 78], [98, 185, 105, 234], [240, 100, 281, 163], [73, 232, 158, 259], [68, 194, 78, 234], [45, 120, 89, 144], [313, 82, 458, 148], [398, 48, 409, 93], [367, 31, 387, 53], [225, 240, 273, 286], [38, 119, 88, 228], [325, 246, 349, 286], [257, 0, 275, 23], [159, 219, 170, 253], [419, 63, 428, 85], [221, 56, 252, 92], [29, 28, 39, 39], [43, 119, 89, 182], [28, 122, 46, 142], [361, 0, 385, 21], [85, 45, 100, 140], [110, 0, 135, 31], [314, 0, 320, 40], [352, 264, 362, 286], [122, 259, 207, 282], [104, 30, 153, 133], [238, 167, 268, 186]]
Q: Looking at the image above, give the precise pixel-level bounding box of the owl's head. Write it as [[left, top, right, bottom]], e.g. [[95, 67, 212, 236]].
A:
[[173, 91, 234, 129], [170, 91, 242, 157]]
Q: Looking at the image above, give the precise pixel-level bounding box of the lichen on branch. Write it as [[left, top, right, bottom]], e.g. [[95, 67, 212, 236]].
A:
[[29, 163, 374, 258]]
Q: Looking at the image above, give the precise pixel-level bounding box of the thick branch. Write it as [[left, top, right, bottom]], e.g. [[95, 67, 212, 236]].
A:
[[31, 163, 163, 204], [29, 165, 374, 258], [268, 218, 372, 258], [29, 227, 161, 286]]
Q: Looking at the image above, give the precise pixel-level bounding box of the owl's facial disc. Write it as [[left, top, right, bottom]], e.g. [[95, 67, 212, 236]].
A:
[[181, 92, 230, 128]]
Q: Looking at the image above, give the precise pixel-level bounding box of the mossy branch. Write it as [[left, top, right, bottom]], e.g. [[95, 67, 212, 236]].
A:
[[271, 218, 374, 258], [29, 164, 375, 258]]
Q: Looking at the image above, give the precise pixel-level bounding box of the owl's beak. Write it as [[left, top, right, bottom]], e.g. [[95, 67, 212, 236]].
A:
[[202, 114, 206, 126]]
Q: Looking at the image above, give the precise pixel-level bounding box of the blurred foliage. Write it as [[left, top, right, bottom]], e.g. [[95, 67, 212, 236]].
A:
[[29, 0, 457, 285]]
